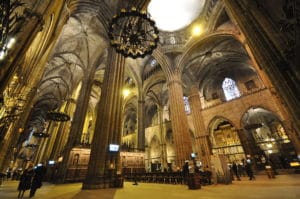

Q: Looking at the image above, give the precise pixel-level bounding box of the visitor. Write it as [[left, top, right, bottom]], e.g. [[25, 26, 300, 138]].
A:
[[182, 161, 189, 184], [6, 168, 12, 180], [17, 163, 34, 198], [232, 161, 241, 181], [204, 166, 212, 185], [265, 159, 275, 179], [244, 159, 255, 180], [238, 162, 246, 177], [30, 163, 47, 197]]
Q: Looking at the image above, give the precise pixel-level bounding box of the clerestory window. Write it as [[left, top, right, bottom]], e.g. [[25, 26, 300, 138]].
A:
[[222, 78, 240, 101]]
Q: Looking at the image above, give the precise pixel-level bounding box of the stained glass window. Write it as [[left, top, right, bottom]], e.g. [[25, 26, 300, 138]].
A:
[[183, 96, 191, 114], [222, 78, 241, 101]]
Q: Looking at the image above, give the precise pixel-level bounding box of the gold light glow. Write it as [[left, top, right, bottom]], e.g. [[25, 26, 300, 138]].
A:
[[266, 143, 273, 148], [267, 149, 273, 154], [123, 89, 130, 98], [0, 50, 5, 60], [192, 25, 202, 36], [7, 38, 16, 49], [290, 162, 300, 167]]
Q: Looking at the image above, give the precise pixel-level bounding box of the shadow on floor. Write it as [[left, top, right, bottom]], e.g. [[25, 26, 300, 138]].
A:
[[70, 189, 117, 199]]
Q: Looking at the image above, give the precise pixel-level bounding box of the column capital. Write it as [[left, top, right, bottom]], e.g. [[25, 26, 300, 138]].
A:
[[187, 85, 199, 97], [167, 79, 183, 87], [195, 134, 209, 139]]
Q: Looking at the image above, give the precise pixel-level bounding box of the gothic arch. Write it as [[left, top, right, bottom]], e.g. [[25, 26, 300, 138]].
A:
[[240, 106, 285, 129], [208, 116, 245, 163], [178, 32, 245, 73], [149, 135, 161, 162]]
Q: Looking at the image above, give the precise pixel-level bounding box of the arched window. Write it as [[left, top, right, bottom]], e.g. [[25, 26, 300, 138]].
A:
[[183, 96, 191, 114], [222, 78, 240, 101]]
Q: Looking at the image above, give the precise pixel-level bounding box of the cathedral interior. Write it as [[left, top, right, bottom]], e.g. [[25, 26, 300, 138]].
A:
[[0, 0, 299, 190]]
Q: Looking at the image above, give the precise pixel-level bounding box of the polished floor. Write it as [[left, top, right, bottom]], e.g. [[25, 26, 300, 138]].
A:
[[0, 174, 300, 199]]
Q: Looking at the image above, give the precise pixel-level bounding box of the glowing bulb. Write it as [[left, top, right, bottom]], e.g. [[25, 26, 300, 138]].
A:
[[7, 38, 16, 49], [0, 51, 4, 60], [123, 89, 130, 98], [268, 150, 273, 154], [266, 143, 272, 148], [192, 25, 202, 36]]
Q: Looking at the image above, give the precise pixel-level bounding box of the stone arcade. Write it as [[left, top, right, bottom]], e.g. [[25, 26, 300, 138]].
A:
[[0, 0, 299, 190]]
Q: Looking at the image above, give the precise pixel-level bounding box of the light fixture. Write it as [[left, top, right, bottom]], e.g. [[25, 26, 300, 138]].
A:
[[0, 115, 19, 127], [266, 143, 273, 148], [6, 37, 16, 49], [108, 7, 159, 59], [46, 111, 70, 122], [0, 75, 27, 126], [0, 0, 24, 60], [24, 143, 39, 148], [192, 25, 202, 36], [123, 89, 130, 98], [32, 132, 50, 138], [267, 149, 273, 154]]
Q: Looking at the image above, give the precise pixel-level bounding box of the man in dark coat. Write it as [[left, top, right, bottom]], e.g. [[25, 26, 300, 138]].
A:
[[18, 164, 34, 198], [232, 162, 241, 181], [29, 164, 47, 198]]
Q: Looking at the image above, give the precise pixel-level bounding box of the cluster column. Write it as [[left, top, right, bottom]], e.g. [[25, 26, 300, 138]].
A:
[[158, 106, 167, 171], [189, 86, 211, 168], [137, 99, 145, 150], [83, 49, 125, 189], [49, 100, 73, 161], [56, 73, 95, 183], [167, 72, 192, 168]]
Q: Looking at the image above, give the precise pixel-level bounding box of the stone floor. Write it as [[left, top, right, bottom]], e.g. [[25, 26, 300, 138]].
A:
[[1, 174, 300, 199]]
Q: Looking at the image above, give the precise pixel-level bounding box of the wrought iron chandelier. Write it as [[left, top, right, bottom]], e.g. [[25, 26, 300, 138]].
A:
[[24, 143, 39, 148], [108, 7, 159, 59], [46, 111, 70, 122], [33, 132, 50, 138]]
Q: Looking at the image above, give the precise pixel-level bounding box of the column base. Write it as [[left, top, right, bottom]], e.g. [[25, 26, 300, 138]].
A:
[[82, 175, 124, 190]]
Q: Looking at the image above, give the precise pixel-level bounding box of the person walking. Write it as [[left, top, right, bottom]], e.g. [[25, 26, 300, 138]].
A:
[[232, 162, 241, 181], [182, 161, 189, 184], [265, 159, 276, 179], [17, 163, 34, 198], [244, 159, 255, 180], [30, 164, 47, 197]]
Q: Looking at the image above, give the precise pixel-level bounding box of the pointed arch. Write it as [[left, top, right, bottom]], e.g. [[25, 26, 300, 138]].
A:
[[222, 77, 241, 101]]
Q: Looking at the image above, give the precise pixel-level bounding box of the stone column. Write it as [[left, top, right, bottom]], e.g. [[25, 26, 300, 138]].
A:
[[189, 86, 211, 168], [137, 99, 145, 150], [167, 72, 192, 168], [56, 73, 94, 183], [0, 124, 15, 171], [83, 49, 125, 189], [236, 129, 256, 157], [223, 0, 300, 134], [49, 101, 72, 161], [158, 106, 167, 171], [34, 134, 48, 164]]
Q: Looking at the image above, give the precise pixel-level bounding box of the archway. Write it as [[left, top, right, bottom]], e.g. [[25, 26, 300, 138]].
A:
[[241, 107, 296, 170], [149, 135, 161, 172], [209, 117, 245, 164]]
